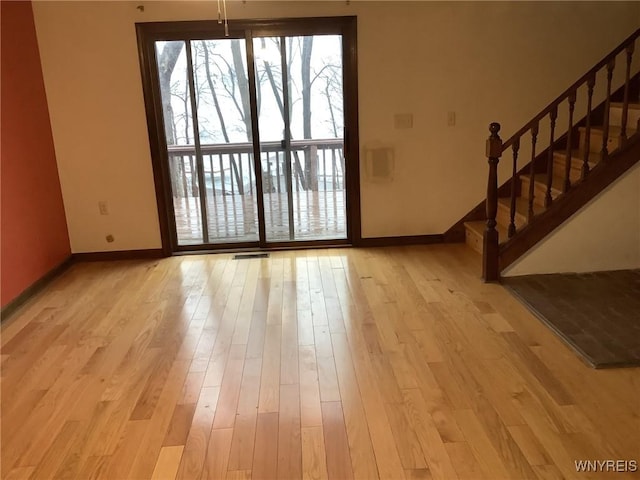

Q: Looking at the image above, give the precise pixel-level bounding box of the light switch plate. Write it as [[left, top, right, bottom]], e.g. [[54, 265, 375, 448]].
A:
[[394, 113, 413, 129]]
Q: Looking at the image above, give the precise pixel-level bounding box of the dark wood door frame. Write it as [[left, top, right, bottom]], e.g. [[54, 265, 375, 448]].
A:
[[135, 16, 361, 255]]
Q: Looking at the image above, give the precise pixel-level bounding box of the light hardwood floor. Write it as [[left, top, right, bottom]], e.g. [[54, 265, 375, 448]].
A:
[[1, 244, 638, 479]]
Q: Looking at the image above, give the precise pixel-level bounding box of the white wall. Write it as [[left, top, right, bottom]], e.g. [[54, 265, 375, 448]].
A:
[[32, 1, 640, 252], [503, 163, 640, 276]]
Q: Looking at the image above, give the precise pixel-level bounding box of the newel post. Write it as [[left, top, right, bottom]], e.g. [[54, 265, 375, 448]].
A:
[[483, 122, 502, 282]]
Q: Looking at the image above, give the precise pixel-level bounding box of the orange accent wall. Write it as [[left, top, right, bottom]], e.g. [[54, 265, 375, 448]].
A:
[[1, 1, 71, 308]]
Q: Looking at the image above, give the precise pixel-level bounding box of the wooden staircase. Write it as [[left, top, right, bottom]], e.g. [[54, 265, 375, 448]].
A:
[[464, 102, 640, 253], [446, 29, 640, 281]]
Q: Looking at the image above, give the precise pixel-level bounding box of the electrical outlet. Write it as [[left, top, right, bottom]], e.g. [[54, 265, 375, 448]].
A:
[[98, 201, 109, 215]]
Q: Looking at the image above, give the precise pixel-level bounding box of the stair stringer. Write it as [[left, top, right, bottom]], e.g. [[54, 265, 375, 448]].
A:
[[498, 136, 640, 271], [502, 161, 640, 276]]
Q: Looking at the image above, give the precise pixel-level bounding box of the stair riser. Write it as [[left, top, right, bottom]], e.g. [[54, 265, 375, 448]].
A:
[[465, 227, 483, 254], [520, 176, 559, 208], [497, 202, 527, 230], [580, 129, 621, 154], [609, 106, 640, 129], [553, 157, 583, 184]]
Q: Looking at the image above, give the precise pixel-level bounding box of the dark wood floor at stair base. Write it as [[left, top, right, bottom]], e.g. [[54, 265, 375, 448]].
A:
[[503, 270, 640, 368]]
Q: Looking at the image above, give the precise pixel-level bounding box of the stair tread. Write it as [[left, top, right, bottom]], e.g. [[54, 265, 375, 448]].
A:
[[498, 196, 545, 219], [579, 125, 637, 135], [553, 149, 600, 165], [610, 102, 640, 110], [553, 150, 600, 177], [520, 173, 564, 194]]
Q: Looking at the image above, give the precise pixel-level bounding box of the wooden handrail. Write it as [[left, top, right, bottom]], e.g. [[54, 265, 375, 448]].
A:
[[501, 28, 639, 152]]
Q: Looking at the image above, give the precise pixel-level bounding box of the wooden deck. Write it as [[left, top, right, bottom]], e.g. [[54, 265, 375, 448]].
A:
[[173, 190, 346, 245]]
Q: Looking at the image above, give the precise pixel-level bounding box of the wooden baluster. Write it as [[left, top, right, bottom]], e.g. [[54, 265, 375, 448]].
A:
[[528, 122, 539, 222], [508, 138, 520, 238], [563, 90, 576, 193], [230, 155, 236, 195], [181, 156, 189, 198], [620, 42, 635, 144], [190, 156, 198, 196], [207, 155, 215, 202], [582, 73, 595, 180], [332, 149, 337, 191], [483, 122, 502, 282], [247, 154, 253, 195], [238, 155, 244, 195], [601, 59, 615, 161], [275, 153, 281, 193], [323, 150, 328, 192], [210, 155, 219, 207], [545, 106, 558, 207], [311, 145, 319, 192], [340, 149, 346, 190], [266, 154, 272, 192], [218, 155, 224, 196]]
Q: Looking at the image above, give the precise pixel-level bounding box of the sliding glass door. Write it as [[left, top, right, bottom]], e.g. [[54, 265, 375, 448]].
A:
[[254, 35, 346, 242], [138, 18, 359, 252], [155, 38, 259, 245]]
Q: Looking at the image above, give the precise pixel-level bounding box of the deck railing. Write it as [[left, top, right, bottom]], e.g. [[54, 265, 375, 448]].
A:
[[167, 138, 345, 199]]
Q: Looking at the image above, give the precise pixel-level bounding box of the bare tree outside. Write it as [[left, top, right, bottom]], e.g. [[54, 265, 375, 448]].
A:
[[158, 35, 343, 191], [157, 41, 185, 197]]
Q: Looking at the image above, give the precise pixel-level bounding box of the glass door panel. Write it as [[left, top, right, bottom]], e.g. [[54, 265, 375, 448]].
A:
[[287, 35, 346, 240], [253, 36, 294, 242], [155, 41, 204, 245], [253, 34, 347, 243], [190, 39, 259, 243]]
